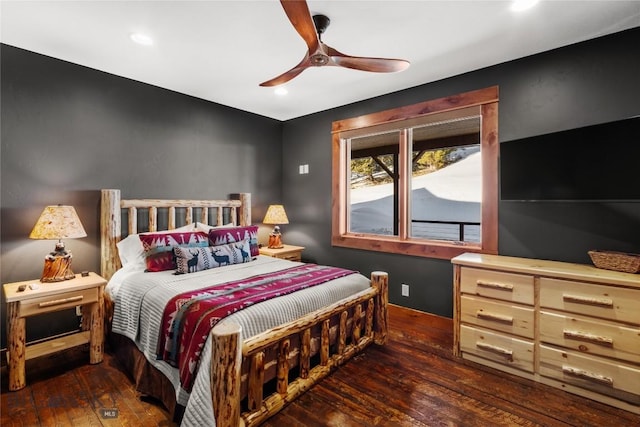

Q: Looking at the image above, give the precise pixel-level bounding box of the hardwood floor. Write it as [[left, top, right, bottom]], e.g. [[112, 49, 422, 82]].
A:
[[2, 305, 638, 426]]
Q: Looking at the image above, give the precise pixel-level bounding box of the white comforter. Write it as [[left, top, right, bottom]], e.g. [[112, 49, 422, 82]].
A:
[[106, 255, 371, 426]]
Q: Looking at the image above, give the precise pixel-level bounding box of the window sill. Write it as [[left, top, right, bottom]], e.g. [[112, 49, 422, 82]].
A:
[[331, 233, 494, 260]]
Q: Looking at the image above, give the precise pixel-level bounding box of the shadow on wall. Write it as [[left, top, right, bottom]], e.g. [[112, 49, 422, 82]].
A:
[[1, 189, 102, 282]]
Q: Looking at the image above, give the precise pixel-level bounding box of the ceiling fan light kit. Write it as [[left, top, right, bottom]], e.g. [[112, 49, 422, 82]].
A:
[[260, 0, 410, 87]]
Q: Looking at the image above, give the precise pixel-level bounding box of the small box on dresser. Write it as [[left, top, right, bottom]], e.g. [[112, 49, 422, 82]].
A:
[[452, 253, 640, 415]]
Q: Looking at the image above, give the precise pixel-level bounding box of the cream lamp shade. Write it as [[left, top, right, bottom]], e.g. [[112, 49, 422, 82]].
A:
[[30, 205, 87, 282], [262, 204, 289, 225], [263, 205, 289, 249], [30, 205, 87, 240]]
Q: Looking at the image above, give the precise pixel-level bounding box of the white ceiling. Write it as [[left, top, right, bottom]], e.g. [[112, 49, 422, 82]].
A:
[[2, 1, 639, 121]]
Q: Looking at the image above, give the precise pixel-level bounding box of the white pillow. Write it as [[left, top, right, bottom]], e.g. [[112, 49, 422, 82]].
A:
[[116, 222, 233, 267], [192, 222, 233, 233]]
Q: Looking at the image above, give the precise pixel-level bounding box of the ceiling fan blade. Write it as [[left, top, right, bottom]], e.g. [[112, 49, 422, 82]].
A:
[[326, 45, 410, 73], [280, 0, 321, 53], [259, 55, 312, 87]]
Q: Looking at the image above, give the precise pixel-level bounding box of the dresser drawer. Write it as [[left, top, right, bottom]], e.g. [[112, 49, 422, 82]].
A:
[[540, 311, 640, 364], [539, 278, 640, 325], [460, 267, 534, 305], [460, 325, 534, 373], [460, 295, 534, 339], [20, 288, 99, 317], [540, 345, 640, 405]]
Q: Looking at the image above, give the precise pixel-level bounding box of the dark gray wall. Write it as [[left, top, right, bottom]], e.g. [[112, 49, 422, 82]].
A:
[[281, 27, 640, 316], [1, 45, 283, 346], [2, 28, 639, 349]]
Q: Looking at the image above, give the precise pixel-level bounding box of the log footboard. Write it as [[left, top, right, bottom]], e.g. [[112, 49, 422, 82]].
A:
[[212, 271, 388, 427]]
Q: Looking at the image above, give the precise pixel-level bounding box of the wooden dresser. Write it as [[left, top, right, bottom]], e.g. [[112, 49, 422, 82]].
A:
[[452, 253, 640, 414]]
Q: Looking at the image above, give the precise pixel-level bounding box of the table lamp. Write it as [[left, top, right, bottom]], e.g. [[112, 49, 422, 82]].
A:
[[262, 204, 289, 249], [29, 205, 87, 282]]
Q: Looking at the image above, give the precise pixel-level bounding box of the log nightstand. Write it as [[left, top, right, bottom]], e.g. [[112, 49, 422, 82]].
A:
[[259, 244, 305, 262], [3, 272, 106, 391]]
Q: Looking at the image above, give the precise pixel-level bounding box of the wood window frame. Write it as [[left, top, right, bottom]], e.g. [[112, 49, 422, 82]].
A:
[[331, 86, 499, 260]]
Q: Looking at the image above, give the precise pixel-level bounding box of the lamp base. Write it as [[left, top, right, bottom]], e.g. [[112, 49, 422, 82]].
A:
[[40, 244, 76, 282], [267, 233, 284, 249]]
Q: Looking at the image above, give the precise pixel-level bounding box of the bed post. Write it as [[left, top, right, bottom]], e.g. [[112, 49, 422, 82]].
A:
[[371, 271, 389, 345], [101, 189, 122, 281], [211, 322, 242, 427], [238, 193, 251, 226]]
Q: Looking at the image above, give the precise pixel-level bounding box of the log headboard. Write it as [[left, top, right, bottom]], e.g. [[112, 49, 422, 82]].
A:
[[100, 189, 251, 281]]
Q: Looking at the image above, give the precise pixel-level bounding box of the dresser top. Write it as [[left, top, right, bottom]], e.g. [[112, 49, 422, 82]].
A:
[[452, 253, 640, 289]]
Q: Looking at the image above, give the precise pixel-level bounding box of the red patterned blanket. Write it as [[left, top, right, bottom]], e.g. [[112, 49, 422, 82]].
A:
[[157, 264, 356, 391]]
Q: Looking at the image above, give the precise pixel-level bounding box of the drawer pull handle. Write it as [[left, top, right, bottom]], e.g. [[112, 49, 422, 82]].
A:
[[476, 342, 513, 361], [476, 311, 514, 324], [562, 365, 613, 387], [476, 280, 514, 292], [562, 294, 613, 308], [563, 330, 614, 347], [38, 295, 83, 308]]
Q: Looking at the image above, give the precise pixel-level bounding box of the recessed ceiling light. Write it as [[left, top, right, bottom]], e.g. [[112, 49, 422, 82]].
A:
[[130, 32, 153, 46], [511, 0, 539, 12], [274, 86, 288, 96]]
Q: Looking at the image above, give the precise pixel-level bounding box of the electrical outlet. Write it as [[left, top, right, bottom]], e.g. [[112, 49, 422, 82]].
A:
[[401, 283, 409, 297]]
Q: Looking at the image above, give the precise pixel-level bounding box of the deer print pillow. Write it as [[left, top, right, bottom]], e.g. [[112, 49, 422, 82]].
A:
[[139, 231, 209, 272], [174, 239, 252, 274], [208, 225, 259, 258]]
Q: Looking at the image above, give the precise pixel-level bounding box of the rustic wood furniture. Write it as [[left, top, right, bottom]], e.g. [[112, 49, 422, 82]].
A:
[[3, 272, 106, 391], [4, 305, 638, 427], [258, 244, 305, 262], [452, 252, 640, 415], [100, 188, 388, 427]]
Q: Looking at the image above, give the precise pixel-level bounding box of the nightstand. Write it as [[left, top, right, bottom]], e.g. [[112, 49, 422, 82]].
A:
[[3, 272, 106, 391], [259, 244, 305, 262]]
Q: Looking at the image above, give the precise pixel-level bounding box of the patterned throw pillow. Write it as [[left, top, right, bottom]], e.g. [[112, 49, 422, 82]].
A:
[[208, 225, 259, 258], [174, 240, 252, 274], [139, 231, 209, 272], [117, 224, 200, 267], [117, 222, 237, 267]]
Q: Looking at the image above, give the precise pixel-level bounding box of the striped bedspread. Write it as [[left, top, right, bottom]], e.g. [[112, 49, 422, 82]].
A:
[[158, 264, 356, 391]]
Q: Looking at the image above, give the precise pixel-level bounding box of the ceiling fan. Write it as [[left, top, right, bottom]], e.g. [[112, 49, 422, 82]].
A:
[[259, 0, 410, 87]]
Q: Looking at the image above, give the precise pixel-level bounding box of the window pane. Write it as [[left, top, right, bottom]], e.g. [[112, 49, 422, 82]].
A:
[[410, 117, 481, 243], [349, 130, 400, 236]]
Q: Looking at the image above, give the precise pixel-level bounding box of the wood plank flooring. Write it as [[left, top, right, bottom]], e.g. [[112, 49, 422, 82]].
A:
[[2, 305, 638, 426]]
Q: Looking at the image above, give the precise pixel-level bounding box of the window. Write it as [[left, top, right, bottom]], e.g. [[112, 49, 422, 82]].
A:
[[331, 87, 498, 260]]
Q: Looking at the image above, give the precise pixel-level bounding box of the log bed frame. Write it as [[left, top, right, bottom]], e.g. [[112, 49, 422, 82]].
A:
[[100, 189, 389, 427]]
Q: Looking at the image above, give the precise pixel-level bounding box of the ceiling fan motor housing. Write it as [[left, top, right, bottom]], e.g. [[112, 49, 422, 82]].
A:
[[310, 53, 329, 66], [312, 14, 331, 35], [310, 14, 331, 66]]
